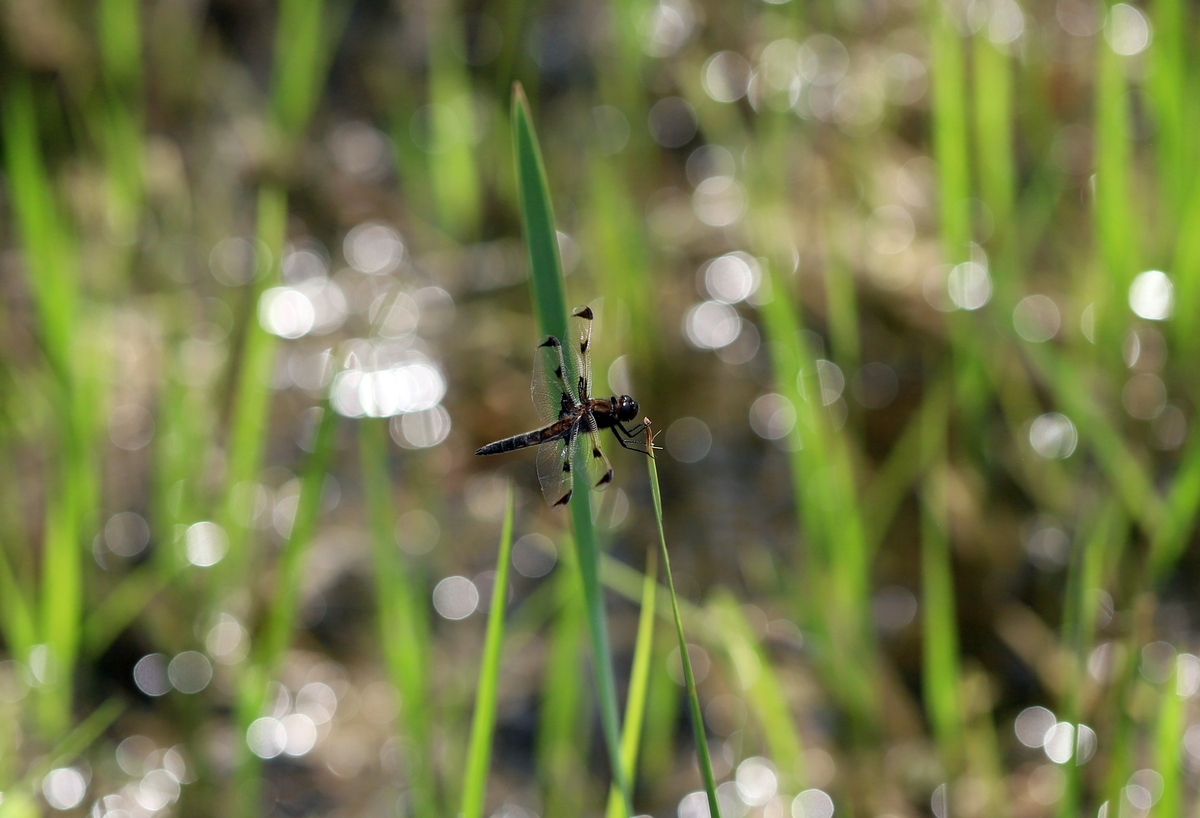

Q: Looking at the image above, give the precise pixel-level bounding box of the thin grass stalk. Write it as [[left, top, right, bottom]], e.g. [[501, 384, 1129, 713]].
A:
[[1056, 503, 1121, 818], [646, 432, 721, 818], [605, 546, 659, 818], [359, 417, 438, 817], [1148, 432, 1200, 579], [709, 591, 806, 791], [2, 80, 94, 739], [930, 7, 971, 262], [461, 483, 516, 818], [1027, 349, 1161, 537], [233, 402, 336, 816], [1093, 41, 1135, 353], [971, 36, 1014, 247], [537, 540, 589, 817], [428, 0, 481, 240], [217, 185, 288, 575], [638, 626, 683, 791], [1151, 670, 1186, 818], [511, 81, 630, 810], [1146, 0, 1187, 222], [919, 381, 962, 763], [219, 0, 337, 572], [757, 261, 878, 728]]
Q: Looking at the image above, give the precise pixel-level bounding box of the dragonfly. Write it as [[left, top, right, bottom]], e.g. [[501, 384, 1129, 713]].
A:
[[476, 305, 652, 506]]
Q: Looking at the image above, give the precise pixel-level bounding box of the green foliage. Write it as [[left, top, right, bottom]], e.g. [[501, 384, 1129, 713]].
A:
[[461, 484, 516, 818]]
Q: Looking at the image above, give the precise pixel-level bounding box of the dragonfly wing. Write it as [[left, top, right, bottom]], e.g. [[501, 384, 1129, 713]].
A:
[[570, 305, 594, 401], [578, 411, 614, 492], [532, 335, 578, 425], [536, 429, 575, 506]]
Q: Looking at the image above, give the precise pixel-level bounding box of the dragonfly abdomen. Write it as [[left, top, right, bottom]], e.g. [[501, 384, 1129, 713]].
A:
[[476, 419, 572, 456]]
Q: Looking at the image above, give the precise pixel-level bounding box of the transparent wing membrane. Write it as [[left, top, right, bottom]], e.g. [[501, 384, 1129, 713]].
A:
[[531, 336, 577, 425], [536, 432, 574, 506], [570, 305, 594, 401], [580, 412, 614, 491]]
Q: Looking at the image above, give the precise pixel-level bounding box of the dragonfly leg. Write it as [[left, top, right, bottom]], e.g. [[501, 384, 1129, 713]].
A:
[[617, 420, 649, 439], [610, 425, 653, 455]]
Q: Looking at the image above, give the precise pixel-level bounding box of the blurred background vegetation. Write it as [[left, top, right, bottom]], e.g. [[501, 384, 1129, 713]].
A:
[[1, 0, 1199, 816]]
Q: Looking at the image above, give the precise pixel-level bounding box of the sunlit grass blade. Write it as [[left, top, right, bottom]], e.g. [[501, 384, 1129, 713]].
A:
[[2, 79, 92, 738], [217, 184, 288, 577], [1145, 0, 1186, 220], [1026, 349, 1161, 537], [1093, 42, 1135, 351], [233, 402, 336, 816], [537, 540, 590, 817], [709, 591, 806, 790], [605, 546, 658, 818], [920, 385, 962, 763], [757, 262, 878, 727], [930, 8, 971, 262], [511, 81, 630, 810], [1148, 432, 1200, 579], [428, 3, 481, 240], [1056, 503, 1121, 818], [0, 548, 36, 662], [646, 431, 721, 818], [638, 625, 683, 790], [971, 36, 1013, 246], [359, 417, 438, 817], [461, 483, 515, 818], [1150, 668, 1186, 818]]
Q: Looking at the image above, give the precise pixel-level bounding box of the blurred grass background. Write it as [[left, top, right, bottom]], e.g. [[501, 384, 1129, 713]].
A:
[[1, 0, 1199, 816]]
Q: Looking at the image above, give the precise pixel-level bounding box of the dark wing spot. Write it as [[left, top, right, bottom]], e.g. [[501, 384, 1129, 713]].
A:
[[554, 490, 572, 507], [563, 461, 571, 473], [539, 336, 561, 348], [580, 339, 589, 354], [592, 448, 602, 458], [554, 366, 563, 379], [597, 469, 613, 486], [575, 306, 594, 320]]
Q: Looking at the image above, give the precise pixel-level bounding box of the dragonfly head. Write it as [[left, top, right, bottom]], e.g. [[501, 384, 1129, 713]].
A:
[[614, 395, 639, 422]]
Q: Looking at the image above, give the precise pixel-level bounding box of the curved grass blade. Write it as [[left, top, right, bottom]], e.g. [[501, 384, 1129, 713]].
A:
[[645, 427, 721, 818], [460, 482, 515, 818], [511, 81, 630, 811], [359, 417, 438, 817], [605, 545, 658, 818], [233, 401, 336, 816]]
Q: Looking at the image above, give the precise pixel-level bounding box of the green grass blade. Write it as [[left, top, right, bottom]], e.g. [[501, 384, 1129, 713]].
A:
[[511, 81, 630, 810], [919, 388, 962, 761], [1093, 41, 1135, 349], [537, 541, 589, 817], [249, 402, 336, 687], [217, 184, 288, 574], [359, 417, 438, 817], [930, 7, 971, 261], [268, 0, 334, 144], [757, 262, 878, 726], [233, 402, 336, 816], [972, 37, 1014, 241], [511, 83, 570, 346], [709, 591, 806, 791], [2, 79, 90, 738], [1149, 431, 1200, 579], [460, 482, 515, 818], [428, 3, 481, 239], [605, 546, 658, 818], [0, 546, 36, 660], [646, 435, 721, 818]]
